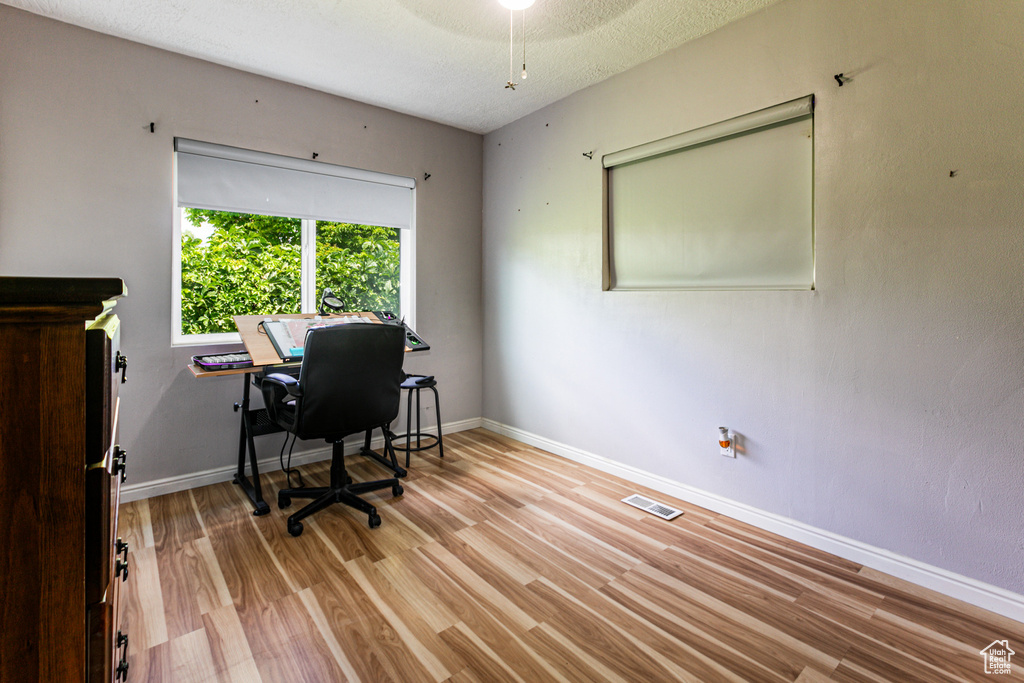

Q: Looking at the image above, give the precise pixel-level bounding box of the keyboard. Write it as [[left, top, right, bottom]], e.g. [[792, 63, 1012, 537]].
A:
[[192, 352, 253, 371]]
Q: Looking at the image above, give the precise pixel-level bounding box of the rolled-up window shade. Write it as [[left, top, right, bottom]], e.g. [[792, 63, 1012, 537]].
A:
[[604, 96, 814, 290], [174, 138, 415, 229], [603, 96, 813, 169]]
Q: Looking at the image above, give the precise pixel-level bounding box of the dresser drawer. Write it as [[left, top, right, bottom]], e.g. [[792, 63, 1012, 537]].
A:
[[85, 422, 128, 681], [87, 575, 127, 683], [86, 313, 122, 466], [86, 601, 113, 683], [85, 398, 125, 606]]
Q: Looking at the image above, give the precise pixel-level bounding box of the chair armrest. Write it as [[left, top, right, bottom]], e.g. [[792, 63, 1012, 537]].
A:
[[262, 372, 302, 397], [260, 372, 302, 428]]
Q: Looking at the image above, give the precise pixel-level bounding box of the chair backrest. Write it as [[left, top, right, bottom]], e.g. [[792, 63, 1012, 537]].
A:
[[293, 322, 406, 441]]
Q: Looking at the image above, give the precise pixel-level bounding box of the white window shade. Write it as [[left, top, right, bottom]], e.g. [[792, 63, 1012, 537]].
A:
[[604, 96, 814, 290], [174, 138, 415, 229]]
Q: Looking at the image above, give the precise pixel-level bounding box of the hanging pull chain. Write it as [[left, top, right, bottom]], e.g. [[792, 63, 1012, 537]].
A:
[[520, 9, 527, 80], [506, 11, 517, 89]]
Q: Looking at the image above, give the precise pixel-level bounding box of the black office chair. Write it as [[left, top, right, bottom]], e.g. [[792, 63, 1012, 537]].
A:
[[259, 322, 406, 536]]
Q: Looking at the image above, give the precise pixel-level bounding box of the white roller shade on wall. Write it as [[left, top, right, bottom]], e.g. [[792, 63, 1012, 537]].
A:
[[604, 96, 814, 290], [174, 138, 415, 229]]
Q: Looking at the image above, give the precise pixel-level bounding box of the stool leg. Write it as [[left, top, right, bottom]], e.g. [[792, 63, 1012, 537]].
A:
[[415, 388, 422, 450], [429, 384, 444, 458], [405, 387, 413, 467]]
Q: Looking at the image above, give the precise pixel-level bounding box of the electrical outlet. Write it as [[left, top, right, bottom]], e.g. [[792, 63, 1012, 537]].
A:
[[718, 427, 736, 458]]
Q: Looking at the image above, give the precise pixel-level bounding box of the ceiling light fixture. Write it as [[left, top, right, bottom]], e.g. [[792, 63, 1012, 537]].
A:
[[499, 0, 534, 90]]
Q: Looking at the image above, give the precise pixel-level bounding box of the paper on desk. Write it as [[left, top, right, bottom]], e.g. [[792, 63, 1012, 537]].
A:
[[283, 316, 374, 347]]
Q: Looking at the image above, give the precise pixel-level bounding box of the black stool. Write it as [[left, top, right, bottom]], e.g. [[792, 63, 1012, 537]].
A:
[[392, 374, 444, 466]]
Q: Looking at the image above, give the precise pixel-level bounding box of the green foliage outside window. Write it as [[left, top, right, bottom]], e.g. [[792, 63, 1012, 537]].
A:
[[314, 219, 400, 317], [180, 209, 400, 335]]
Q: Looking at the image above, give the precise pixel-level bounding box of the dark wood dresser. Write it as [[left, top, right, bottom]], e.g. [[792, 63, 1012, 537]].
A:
[[0, 276, 130, 682]]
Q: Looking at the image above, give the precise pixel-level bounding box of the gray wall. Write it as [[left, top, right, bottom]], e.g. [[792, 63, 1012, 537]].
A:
[[3, 0, 1021, 599], [0, 6, 483, 486], [482, 0, 1024, 594]]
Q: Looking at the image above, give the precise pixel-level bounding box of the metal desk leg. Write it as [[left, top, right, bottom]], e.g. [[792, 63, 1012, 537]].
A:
[[232, 372, 270, 515], [360, 427, 407, 478]]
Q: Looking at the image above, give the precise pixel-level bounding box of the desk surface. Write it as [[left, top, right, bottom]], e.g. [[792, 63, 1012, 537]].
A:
[[188, 311, 385, 378], [236, 312, 386, 366]]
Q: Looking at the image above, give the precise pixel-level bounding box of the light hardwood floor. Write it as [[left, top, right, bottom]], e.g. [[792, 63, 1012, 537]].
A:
[[120, 428, 1023, 682]]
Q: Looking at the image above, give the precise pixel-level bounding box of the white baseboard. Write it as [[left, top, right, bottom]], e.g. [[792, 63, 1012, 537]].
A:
[[120, 417, 483, 504], [480, 419, 1024, 624]]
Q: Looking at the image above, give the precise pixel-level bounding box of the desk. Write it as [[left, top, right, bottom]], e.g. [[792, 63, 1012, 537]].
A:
[[189, 312, 423, 515]]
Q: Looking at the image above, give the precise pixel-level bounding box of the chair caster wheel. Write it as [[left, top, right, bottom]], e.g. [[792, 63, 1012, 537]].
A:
[[368, 513, 381, 528], [278, 493, 291, 509], [287, 521, 303, 537], [392, 484, 404, 497]]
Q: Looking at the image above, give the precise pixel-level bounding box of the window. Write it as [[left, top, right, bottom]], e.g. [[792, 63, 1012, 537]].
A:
[[172, 139, 415, 344], [178, 210, 401, 335], [603, 95, 814, 290]]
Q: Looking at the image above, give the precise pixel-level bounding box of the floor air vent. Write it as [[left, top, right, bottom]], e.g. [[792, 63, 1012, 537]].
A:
[[621, 494, 683, 520]]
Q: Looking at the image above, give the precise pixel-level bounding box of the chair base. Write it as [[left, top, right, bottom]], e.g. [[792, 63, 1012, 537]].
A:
[[278, 432, 404, 535]]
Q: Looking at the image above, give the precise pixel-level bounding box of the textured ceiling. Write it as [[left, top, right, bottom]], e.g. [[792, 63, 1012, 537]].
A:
[[3, 0, 781, 133]]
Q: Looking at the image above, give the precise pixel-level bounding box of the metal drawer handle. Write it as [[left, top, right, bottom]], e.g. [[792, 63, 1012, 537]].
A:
[[113, 447, 127, 483], [115, 352, 128, 384], [116, 629, 129, 680]]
